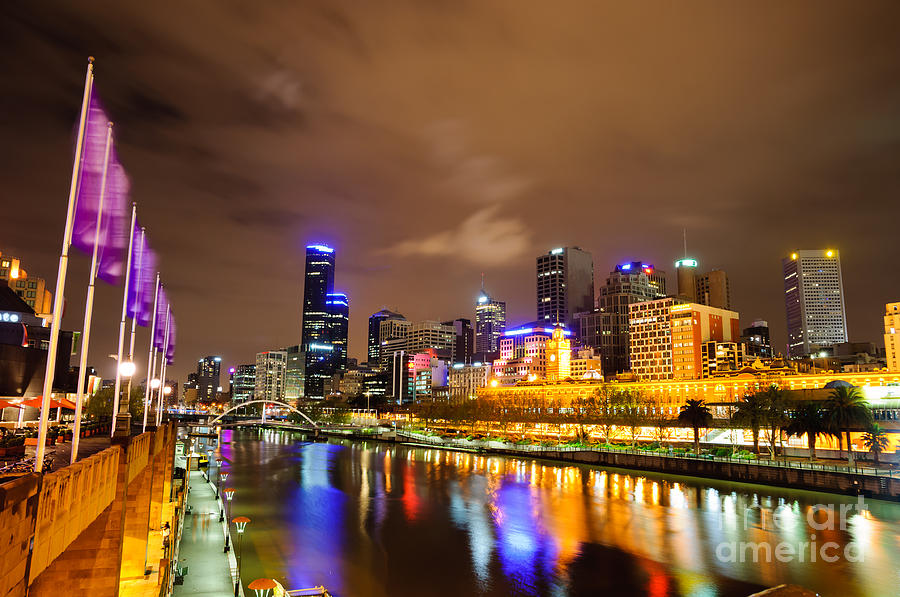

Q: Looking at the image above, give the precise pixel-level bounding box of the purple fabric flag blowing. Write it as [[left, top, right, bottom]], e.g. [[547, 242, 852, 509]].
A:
[[153, 287, 168, 351], [166, 314, 176, 365], [126, 224, 158, 326], [71, 94, 130, 284]]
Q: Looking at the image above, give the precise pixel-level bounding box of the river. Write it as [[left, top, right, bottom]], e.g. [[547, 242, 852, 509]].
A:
[[215, 428, 900, 597]]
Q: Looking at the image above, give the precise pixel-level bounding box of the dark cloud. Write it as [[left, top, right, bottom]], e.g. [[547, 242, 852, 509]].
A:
[[1, 0, 900, 382]]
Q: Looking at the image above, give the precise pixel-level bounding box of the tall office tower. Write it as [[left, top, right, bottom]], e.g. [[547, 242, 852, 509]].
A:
[[255, 351, 286, 403], [196, 356, 222, 403], [783, 249, 848, 357], [696, 270, 731, 310], [741, 319, 772, 359], [629, 298, 740, 381], [443, 318, 475, 364], [885, 303, 900, 372], [536, 247, 594, 330], [232, 364, 256, 403], [368, 309, 405, 365], [475, 286, 506, 354], [284, 345, 303, 402], [301, 244, 335, 345], [675, 258, 698, 302], [379, 318, 412, 370], [596, 261, 667, 374], [325, 293, 349, 368]]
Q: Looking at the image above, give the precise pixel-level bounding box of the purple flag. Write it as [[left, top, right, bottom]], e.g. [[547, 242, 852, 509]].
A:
[[126, 224, 158, 326], [72, 93, 130, 285], [165, 314, 176, 365], [153, 287, 168, 350]]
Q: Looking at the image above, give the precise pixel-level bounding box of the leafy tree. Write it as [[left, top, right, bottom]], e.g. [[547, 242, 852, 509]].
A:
[[760, 386, 791, 459], [862, 423, 890, 466], [678, 399, 712, 455], [823, 386, 872, 465], [594, 385, 624, 445], [85, 387, 145, 421], [733, 392, 767, 454], [618, 390, 647, 447], [784, 402, 830, 461]]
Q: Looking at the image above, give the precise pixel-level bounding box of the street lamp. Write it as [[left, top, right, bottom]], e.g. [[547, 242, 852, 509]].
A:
[[150, 378, 161, 390], [232, 516, 251, 597], [118, 360, 136, 378], [215, 458, 223, 498], [223, 487, 235, 549], [218, 471, 229, 520], [247, 578, 277, 597]]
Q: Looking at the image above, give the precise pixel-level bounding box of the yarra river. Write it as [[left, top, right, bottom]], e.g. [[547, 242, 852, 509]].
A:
[[217, 428, 900, 596]]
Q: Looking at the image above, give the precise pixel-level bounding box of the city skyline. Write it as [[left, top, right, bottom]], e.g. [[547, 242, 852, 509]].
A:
[[2, 2, 899, 382]]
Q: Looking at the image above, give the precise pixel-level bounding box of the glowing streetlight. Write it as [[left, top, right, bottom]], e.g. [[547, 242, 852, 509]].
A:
[[233, 516, 252, 596], [247, 578, 277, 597], [150, 378, 161, 389], [118, 360, 136, 378]]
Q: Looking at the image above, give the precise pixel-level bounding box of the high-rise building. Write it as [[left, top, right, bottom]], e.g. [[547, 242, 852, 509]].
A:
[[255, 351, 286, 403], [783, 249, 848, 357], [741, 320, 772, 359], [492, 322, 572, 384], [675, 258, 698, 302], [0, 251, 53, 321], [592, 261, 667, 374], [475, 286, 506, 354], [284, 345, 303, 402], [629, 298, 740, 381], [232, 364, 256, 403], [196, 356, 221, 403], [301, 245, 335, 346], [443, 318, 474, 364], [676, 258, 731, 310], [536, 247, 594, 330], [325, 293, 349, 368], [885, 302, 900, 372], [368, 309, 405, 365]]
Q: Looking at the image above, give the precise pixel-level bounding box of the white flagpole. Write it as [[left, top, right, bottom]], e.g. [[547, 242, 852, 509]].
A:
[[112, 203, 137, 437], [126, 228, 144, 407], [70, 122, 114, 465], [156, 305, 171, 427], [142, 272, 160, 431], [35, 57, 94, 473]]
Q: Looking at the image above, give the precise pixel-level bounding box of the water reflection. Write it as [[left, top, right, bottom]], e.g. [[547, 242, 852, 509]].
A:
[[220, 429, 900, 597]]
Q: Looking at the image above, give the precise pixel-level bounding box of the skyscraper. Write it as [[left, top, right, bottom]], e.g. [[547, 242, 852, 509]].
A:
[[255, 350, 286, 403], [232, 364, 256, 403], [783, 249, 848, 357], [886, 302, 900, 372], [741, 319, 772, 358], [196, 356, 221, 403], [368, 309, 405, 365], [301, 245, 335, 346], [536, 247, 594, 330], [325, 293, 349, 368], [676, 258, 731, 310], [443, 318, 475, 364], [593, 261, 667, 374], [475, 285, 506, 354]]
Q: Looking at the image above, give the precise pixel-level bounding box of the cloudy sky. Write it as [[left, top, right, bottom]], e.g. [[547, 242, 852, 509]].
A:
[[1, 1, 899, 382]]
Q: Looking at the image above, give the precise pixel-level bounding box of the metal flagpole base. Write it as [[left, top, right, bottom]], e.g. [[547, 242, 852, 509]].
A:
[[113, 413, 133, 437]]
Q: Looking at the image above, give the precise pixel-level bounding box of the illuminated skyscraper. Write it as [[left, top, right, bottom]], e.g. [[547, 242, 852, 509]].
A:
[[536, 247, 594, 330], [255, 350, 286, 402], [301, 245, 335, 346], [196, 356, 221, 402], [325, 293, 349, 367], [475, 286, 506, 354], [886, 303, 900, 372], [783, 249, 848, 357], [368, 309, 405, 365]]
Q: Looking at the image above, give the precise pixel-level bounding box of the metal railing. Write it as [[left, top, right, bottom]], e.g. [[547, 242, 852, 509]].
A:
[[394, 430, 896, 479]]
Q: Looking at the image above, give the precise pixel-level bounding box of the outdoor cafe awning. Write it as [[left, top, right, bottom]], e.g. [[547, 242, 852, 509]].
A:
[[0, 399, 24, 409], [19, 397, 77, 410]]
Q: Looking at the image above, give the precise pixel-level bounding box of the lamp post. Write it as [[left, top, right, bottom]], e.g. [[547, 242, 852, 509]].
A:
[[232, 516, 251, 597], [246, 578, 276, 597], [215, 458, 223, 498], [219, 471, 229, 521], [223, 487, 235, 550], [116, 360, 136, 436]]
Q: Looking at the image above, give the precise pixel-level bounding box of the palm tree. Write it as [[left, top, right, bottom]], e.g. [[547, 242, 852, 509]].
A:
[[784, 402, 829, 461], [678, 399, 712, 455], [823, 386, 872, 465], [862, 423, 890, 466], [733, 393, 767, 454]]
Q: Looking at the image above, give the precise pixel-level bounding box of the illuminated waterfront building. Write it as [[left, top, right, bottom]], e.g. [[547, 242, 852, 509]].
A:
[[449, 361, 493, 401], [590, 261, 667, 374], [700, 341, 746, 378], [325, 293, 349, 368], [545, 326, 571, 381], [284, 345, 303, 402], [0, 251, 53, 321], [255, 350, 286, 402], [475, 286, 506, 354], [378, 317, 411, 370], [886, 302, 900, 371], [783, 249, 848, 357], [570, 347, 603, 379], [232, 364, 256, 403], [536, 247, 594, 331], [368, 309, 405, 365], [492, 322, 571, 384], [411, 351, 450, 401], [196, 356, 222, 403], [301, 244, 335, 345], [628, 298, 740, 381]]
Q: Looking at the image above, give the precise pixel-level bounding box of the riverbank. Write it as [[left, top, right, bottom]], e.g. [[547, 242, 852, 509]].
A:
[[250, 422, 900, 501]]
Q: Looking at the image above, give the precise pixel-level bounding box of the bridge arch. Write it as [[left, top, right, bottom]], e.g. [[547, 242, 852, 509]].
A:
[[208, 400, 319, 428]]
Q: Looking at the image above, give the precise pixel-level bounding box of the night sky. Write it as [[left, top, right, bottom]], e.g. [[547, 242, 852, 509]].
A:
[[2, 2, 899, 383]]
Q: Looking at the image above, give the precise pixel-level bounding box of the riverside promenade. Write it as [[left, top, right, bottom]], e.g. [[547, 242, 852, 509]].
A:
[[174, 470, 241, 596]]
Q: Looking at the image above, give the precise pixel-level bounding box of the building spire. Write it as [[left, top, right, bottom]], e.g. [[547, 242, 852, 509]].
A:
[[683, 228, 687, 259]]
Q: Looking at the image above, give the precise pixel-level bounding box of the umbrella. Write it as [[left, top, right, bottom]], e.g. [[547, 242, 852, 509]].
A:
[[20, 397, 72, 409]]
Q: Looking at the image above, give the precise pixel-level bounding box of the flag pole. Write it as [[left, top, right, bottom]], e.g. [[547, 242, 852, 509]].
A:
[[71, 121, 113, 465], [126, 228, 145, 412], [35, 57, 94, 473], [112, 203, 137, 438], [142, 272, 160, 432], [156, 305, 171, 427]]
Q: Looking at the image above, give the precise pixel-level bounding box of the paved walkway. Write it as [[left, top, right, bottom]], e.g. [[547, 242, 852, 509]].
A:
[[174, 471, 237, 596]]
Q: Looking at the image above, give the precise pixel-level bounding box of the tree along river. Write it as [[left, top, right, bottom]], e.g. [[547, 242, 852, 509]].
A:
[[216, 428, 900, 597]]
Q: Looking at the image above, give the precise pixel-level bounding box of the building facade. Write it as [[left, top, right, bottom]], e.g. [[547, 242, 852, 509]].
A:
[[783, 249, 848, 357], [886, 302, 900, 372], [444, 318, 474, 364], [232, 364, 256, 403], [449, 362, 492, 402], [741, 320, 772, 359], [629, 298, 740, 381], [676, 258, 731, 310], [255, 351, 286, 403], [196, 356, 222, 403], [0, 251, 53, 320], [536, 247, 594, 331], [493, 322, 571, 384], [368, 309, 405, 365], [475, 288, 506, 354]]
